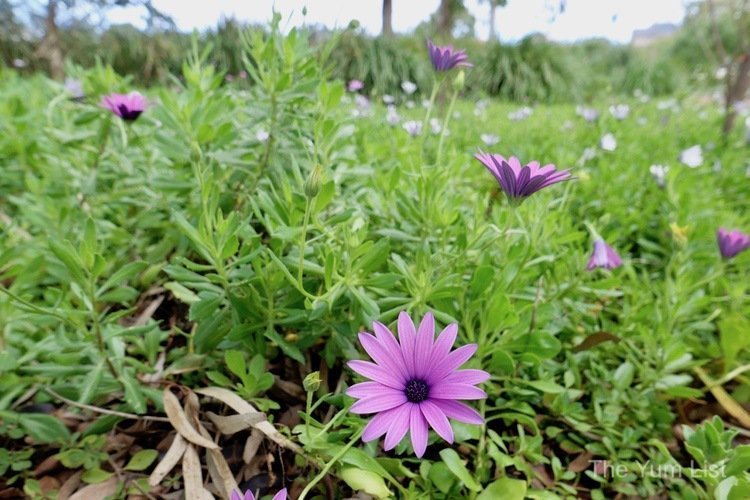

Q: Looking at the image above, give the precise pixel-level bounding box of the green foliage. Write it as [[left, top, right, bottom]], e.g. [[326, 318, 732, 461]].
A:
[[1, 16, 749, 499]]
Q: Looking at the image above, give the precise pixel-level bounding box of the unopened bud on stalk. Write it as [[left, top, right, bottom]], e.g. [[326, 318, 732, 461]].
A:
[[304, 164, 323, 198], [190, 141, 202, 163], [452, 70, 465, 92], [303, 371, 321, 392]]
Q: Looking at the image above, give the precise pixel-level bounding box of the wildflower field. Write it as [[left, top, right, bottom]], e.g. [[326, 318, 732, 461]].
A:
[[2, 22, 750, 500]]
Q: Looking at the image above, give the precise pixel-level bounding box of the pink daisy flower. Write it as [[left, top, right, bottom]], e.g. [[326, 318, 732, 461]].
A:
[[347, 312, 489, 457]]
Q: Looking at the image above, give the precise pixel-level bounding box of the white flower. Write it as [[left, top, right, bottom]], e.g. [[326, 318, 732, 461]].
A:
[[405, 100, 415, 109], [637, 117, 647, 126], [382, 94, 395, 105], [600, 133, 617, 152], [12, 58, 26, 68], [657, 98, 678, 111], [576, 106, 599, 122], [402, 120, 422, 137], [421, 99, 430, 108], [386, 106, 400, 126], [713, 160, 722, 172], [508, 106, 533, 121], [715, 67, 727, 80], [429, 118, 442, 134], [609, 104, 630, 120], [401, 81, 417, 95], [64, 78, 85, 99], [649, 164, 669, 187], [679, 145, 703, 168], [355, 94, 370, 109], [580, 147, 597, 163], [480, 133, 499, 146], [256, 129, 270, 142]]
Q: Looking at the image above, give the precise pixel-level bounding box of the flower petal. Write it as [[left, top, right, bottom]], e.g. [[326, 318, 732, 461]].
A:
[[348, 360, 404, 389], [413, 312, 435, 378], [359, 332, 407, 383], [350, 392, 407, 414], [410, 404, 429, 457], [429, 323, 458, 366], [430, 383, 487, 400], [440, 369, 490, 386], [384, 403, 412, 450], [398, 312, 417, 378], [420, 400, 453, 443], [433, 400, 484, 425], [346, 381, 400, 399], [426, 343, 478, 384], [362, 406, 402, 442], [272, 490, 287, 500]]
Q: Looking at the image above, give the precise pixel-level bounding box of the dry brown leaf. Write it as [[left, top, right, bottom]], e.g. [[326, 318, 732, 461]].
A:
[[182, 444, 206, 500], [694, 367, 750, 429], [207, 411, 266, 435], [243, 429, 264, 464], [195, 387, 300, 452], [149, 433, 188, 487], [58, 470, 83, 500], [163, 389, 219, 449], [68, 477, 118, 500], [567, 451, 594, 473]]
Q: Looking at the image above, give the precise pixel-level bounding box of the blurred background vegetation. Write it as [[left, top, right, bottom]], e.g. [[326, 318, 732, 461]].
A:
[[0, 0, 747, 104]]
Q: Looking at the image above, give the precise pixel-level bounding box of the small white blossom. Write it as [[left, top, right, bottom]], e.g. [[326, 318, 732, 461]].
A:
[[649, 164, 669, 187], [600, 133, 617, 152], [405, 100, 415, 109], [401, 81, 417, 95], [679, 145, 703, 168], [402, 120, 422, 137], [386, 106, 400, 126], [576, 106, 599, 122], [480, 133, 499, 146], [429, 118, 442, 134], [609, 104, 630, 120], [256, 129, 270, 142], [382, 94, 395, 105], [508, 106, 533, 121]]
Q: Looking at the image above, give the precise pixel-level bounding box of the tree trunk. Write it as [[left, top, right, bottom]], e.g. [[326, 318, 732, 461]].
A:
[[489, 3, 497, 41], [437, 0, 453, 38], [36, 0, 64, 80], [382, 0, 393, 37], [723, 52, 750, 135]]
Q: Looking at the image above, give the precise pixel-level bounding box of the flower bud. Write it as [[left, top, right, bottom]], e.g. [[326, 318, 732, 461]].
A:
[[304, 164, 323, 198], [452, 70, 465, 92], [303, 371, 321, 392], [190, 141, 202, 163]]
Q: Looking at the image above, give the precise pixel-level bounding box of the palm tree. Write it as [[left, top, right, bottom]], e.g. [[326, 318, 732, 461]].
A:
[[480, 0, 507, 41], [382, 0, 393, 36]]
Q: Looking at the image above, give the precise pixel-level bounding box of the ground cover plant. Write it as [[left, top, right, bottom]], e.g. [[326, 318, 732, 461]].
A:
[[1, 15, 750, 500]]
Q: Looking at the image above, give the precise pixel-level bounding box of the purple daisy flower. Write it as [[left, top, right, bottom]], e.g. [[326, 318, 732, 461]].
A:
[[586, 239, 623, 270], [717, 228, 750, 260], [427, 40, 472, 72], [230, 488, 286, 500], [347, 79, 364, 92], [475, 152, 572, 202], [347, 312, 489, 458], [100, 91, 147, 121]]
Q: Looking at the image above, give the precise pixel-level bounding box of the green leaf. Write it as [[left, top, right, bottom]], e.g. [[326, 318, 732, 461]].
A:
[[720, 313, 750, 370], [439, 449, 482, 492], [49, 239, 87, 285], [120, 372, 147, 414], [478, 477, 527, 500], [18, 413, 71, 444], [726, 445, 750, 477], [164, 281, 200, 304], [78, 361, 105, 406], [97, 261, 147, 296], [124, 449, 159, 471], [81, 466, 114, 484], [339, 467, 390, 498], [225, 350, 246, 378]]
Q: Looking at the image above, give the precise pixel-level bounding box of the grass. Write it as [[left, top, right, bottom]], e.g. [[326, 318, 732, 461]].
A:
[[1, 24, 750, 500]]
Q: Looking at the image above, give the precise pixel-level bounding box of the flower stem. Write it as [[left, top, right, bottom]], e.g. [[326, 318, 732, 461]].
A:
[[436, 88, 459, 166], [297, 197, 313, 285], [298, 428, 364, 500], [420, 79, 442, 161]]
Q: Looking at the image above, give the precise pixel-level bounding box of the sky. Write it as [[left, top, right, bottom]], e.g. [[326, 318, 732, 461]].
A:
[[106, 0, 689, 44]]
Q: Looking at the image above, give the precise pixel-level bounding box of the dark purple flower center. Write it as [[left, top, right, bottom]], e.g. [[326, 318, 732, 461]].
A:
[[117, 104, 142, 121], [405, 379, 429, 403]]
